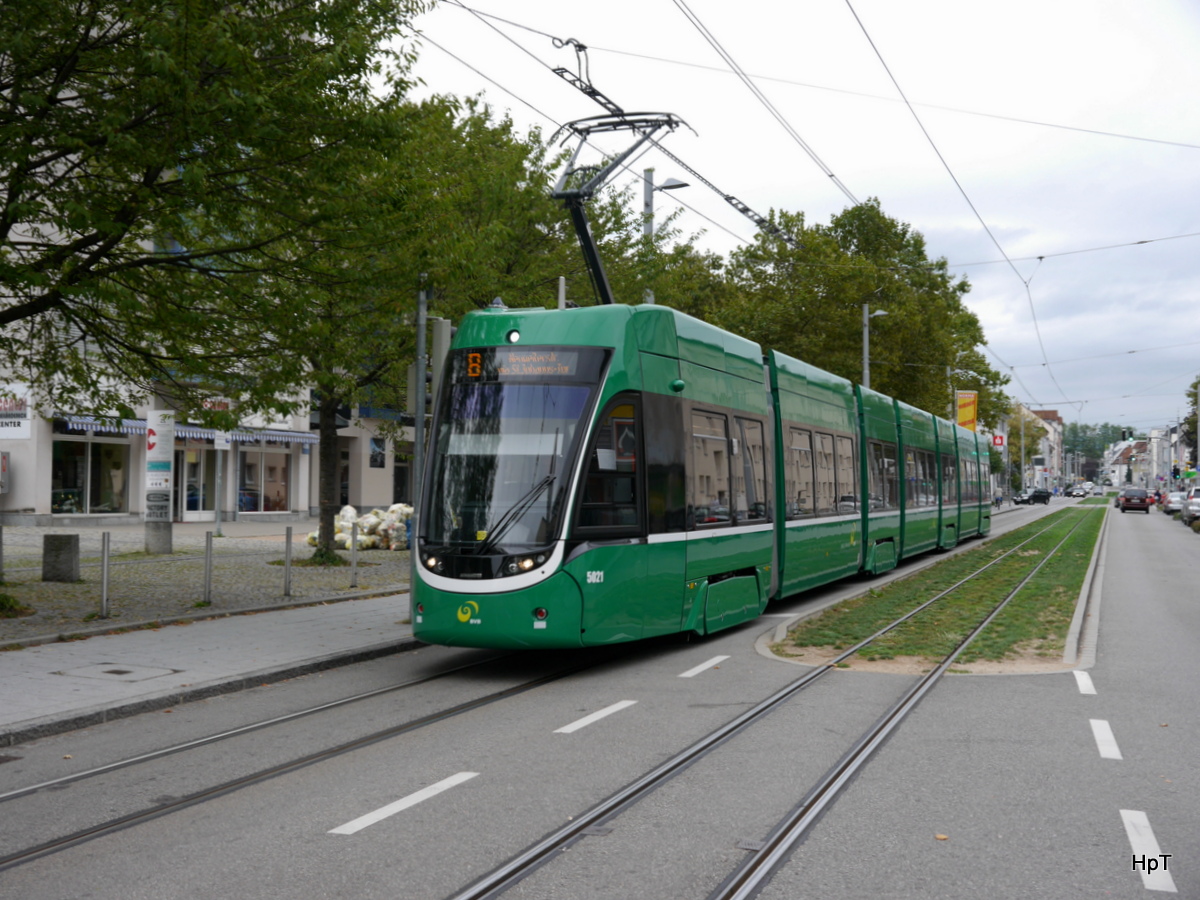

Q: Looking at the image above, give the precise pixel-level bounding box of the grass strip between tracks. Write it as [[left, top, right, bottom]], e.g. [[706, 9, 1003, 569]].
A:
[[775, 509, 1103, 666]]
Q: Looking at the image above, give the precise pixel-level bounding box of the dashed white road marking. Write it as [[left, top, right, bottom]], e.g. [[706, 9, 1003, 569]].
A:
[[555, 700, 638, 734], [679, 656, 730, 678], [1090, 719, 1123, 760], [1120, 809, 1177, 892], [329, 772, 479, 835], [1073, 670, 1097, 694]]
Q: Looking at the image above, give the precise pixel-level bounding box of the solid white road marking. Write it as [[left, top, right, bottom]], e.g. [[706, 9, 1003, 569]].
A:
[[1120, 809, 1178, 892], [1090, 719, 1123, 760], [679, 656, 730, 678], [1073, 670, 1097, 695], [554, 700, 637, 734], [329, 772, 479, 835]]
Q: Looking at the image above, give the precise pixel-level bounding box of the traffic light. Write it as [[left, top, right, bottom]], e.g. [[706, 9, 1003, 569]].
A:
[[1173, 465, 1180, 478]]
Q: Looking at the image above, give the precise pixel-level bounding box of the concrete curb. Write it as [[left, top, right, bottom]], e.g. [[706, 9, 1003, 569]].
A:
[[0, 585, 411, 652], [756, 502, 1102, 672], [0, 635, 425, 747]]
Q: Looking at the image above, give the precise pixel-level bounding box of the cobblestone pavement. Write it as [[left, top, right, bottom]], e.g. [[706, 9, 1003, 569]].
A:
[[0, 522, 411, 648]]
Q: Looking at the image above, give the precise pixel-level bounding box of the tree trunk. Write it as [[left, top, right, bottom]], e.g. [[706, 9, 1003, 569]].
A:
[[316, 393, 342, 560]]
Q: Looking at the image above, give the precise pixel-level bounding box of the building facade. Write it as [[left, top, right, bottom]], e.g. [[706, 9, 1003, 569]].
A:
[[0, 382, 415, 525]]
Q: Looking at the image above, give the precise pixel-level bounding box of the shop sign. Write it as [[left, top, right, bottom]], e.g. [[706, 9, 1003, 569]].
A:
[[0, 383, 31, 440], [144, 410, 176, 522]]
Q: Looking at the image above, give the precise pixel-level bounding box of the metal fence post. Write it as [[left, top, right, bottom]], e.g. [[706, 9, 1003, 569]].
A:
[[100, 531, 110, 619], [284, 526, 293, 598], [204, 531, 214, 606], [350, 521, 358, 589]]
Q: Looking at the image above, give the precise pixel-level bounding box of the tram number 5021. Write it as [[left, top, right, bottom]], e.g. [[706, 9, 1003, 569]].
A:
[[587, 571, 605, 584]]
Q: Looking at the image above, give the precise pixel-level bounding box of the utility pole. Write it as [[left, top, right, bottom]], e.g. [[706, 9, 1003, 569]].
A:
[[413, 278, 428, 539]]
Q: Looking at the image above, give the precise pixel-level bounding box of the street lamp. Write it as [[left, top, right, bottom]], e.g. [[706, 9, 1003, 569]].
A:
[[862, 303, 887, 389], [642, 168, 689, 304]]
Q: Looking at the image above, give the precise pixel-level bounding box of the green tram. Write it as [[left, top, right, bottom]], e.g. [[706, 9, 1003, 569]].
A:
[[413, 302, 990, 649]]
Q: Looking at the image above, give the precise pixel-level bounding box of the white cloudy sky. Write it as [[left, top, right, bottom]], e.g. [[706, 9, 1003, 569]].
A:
[[405, 0, 1200, 432]]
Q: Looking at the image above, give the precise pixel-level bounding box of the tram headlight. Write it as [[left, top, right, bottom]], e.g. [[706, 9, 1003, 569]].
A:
[[424, 555, 444, 573], [502, 554, 546, 576]]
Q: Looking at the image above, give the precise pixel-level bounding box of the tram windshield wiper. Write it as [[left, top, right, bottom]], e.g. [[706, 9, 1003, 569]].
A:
[[474, 474, 556, 556]]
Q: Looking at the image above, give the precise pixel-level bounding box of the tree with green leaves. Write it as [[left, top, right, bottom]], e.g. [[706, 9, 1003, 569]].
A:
[[0, 0, 428, 424], [274, 97, 590, 560], [717, 200, 1008, 425]]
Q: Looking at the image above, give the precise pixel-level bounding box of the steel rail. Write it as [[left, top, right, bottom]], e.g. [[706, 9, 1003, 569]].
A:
[[0, 654, 513, 804], [445, 513, 1084, 900], [708, 510, 1096, 900], [0, 656, 606, 872]]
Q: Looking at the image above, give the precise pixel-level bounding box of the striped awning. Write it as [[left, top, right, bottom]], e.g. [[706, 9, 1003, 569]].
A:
[[62, 414, 147, 435], [58, 415, 319, 445]]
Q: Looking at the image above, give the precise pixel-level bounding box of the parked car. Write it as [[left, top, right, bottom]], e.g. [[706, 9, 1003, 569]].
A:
[[1163, 492, 1186, 515], [1180, 487, 1200, 526], [1119, 488, 1152, 513]]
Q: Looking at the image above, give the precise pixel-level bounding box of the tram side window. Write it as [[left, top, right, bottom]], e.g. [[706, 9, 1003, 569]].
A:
[[942, 454, 958, 505], [904, 449, 919, 509], [835, 435, 857, 513], [785, 428, 814, 520], [965, 460, 979, 503], [576, 400, 642, 533], [689, 412, 731, 528], [922, 450, 937, 506], [868, 440, 899, 510], [814, 433, 836, 515], [734, 418, 769, 523]]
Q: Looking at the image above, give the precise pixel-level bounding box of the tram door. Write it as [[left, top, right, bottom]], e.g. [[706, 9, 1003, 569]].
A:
[[573, 395, 685, 644]]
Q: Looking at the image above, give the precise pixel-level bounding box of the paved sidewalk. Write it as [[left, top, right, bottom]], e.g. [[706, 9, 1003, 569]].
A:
[[0, 517, 421, 746], [0, 592, 418, 747]]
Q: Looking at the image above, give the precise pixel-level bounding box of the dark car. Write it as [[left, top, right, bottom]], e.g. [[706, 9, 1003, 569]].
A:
[[1014, 488, 1050, 505], [1066, 485, 1088, 498], [1119, 488, 1152, 513]]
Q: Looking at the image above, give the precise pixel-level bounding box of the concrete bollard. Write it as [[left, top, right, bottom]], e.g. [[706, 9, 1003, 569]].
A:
[[43, 534, 81, 582]]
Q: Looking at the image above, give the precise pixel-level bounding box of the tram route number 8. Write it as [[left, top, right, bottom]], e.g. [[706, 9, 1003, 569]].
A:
[[467, 352, 483, 378]]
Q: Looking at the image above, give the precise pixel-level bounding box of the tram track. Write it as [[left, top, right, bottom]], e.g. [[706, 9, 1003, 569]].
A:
[[446, 509, 1100, 900], [0, 650, 618, 872]]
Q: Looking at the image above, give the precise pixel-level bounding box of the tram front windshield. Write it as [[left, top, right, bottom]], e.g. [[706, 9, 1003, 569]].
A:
[[424, 347, 607, 553]]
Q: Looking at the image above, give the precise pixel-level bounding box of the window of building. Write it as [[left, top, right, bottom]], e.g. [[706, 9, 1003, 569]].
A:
[[51, 439, 130, 514], [240, 446, 291, 512]]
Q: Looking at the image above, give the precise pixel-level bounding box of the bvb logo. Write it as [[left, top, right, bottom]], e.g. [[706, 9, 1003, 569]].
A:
[[456, 601, 480, 623]]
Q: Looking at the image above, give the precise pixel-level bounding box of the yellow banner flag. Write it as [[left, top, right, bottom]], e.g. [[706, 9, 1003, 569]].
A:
[[956, 391, 978, 431]]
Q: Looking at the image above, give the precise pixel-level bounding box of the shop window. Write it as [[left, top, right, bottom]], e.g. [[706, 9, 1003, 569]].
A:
[[51, 440, 129, 514], [240, 448, 292, 512]]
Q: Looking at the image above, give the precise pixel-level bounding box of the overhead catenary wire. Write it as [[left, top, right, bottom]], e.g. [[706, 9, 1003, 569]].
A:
[[842, 0, 1072, 412], [421, 2, 1197, 427], [670, 0, 860, 206]]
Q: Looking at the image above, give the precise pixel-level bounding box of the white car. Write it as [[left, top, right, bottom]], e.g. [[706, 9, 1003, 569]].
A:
[[1180, 487, 1200, 526]]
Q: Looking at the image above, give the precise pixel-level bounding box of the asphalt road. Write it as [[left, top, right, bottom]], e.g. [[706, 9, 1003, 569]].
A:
[[2, 501, 1194, 899]]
